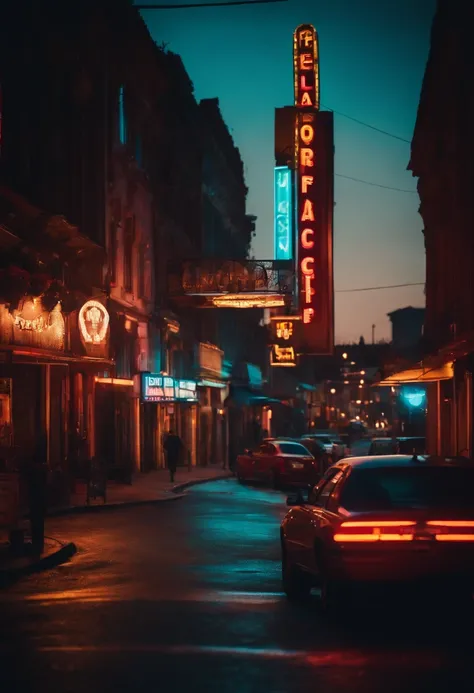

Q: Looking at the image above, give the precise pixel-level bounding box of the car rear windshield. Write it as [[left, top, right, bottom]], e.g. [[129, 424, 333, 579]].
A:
[[278, 443, 310, 455], [398, 438, 425, 454], [340, 466, 474, 511], [316, 436, 332, 444]]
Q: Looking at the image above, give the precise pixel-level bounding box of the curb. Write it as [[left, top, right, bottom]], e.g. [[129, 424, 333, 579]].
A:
[[47, 492, 186, 517], [0, 541, 77, 587], [47, 472, 233, 517], [171, 472, 233, 494]]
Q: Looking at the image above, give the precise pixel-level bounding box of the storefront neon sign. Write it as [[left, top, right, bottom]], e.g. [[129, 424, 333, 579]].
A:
[[141, 374, 198, 403], [79, 300, 109, 344]]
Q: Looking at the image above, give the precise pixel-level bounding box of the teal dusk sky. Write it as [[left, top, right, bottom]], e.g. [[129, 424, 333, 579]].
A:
[[141, 0, 436, 343]]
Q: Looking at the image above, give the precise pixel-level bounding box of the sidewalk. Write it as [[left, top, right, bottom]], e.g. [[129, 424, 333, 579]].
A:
[[0, 536, 77, 586], [51, 465, 232, 516]]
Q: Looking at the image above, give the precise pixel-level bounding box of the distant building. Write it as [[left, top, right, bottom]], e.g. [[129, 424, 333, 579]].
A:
[[387, 307, 425, 352]]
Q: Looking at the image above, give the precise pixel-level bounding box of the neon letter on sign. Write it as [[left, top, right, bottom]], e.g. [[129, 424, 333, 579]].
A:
[[274, 166, 293, 260], [293, 24, 319, 111], [301, 229, 314, 248], [300, 124, 314, 145]]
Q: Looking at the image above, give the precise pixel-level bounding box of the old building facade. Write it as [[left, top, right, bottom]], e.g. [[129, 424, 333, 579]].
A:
[[0, 0, 266, 501], [407, 0, 474, 455]]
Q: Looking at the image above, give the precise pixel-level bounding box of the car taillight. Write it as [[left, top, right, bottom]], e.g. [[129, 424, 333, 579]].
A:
[[334, 520, 416, 543], [426, 520, 474, 542]]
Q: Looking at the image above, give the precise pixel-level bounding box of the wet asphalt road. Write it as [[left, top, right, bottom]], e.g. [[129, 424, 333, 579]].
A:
[[1, 478, 474, 693]]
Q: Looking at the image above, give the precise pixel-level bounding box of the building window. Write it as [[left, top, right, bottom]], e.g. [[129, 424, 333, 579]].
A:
[[123, 216, 135, 293], [118, 85, 127, 145]]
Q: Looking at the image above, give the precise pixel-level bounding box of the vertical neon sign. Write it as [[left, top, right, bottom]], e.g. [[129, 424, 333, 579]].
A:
[[293, 23, 319, 110], [274, 166, 293, 260], [293, 23, 334, 354]]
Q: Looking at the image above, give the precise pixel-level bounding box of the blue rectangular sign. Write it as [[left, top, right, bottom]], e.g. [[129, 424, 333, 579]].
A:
[[274, 166, 293, 261], [141, 374, 198, 403]]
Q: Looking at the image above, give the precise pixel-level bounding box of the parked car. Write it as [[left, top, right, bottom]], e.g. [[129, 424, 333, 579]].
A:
[[236, 439, 318, 489], [298, 437, 332, 478], [305, 432, 347, 461], [368, 437, 426, 456], [281, 454, 474, 608]]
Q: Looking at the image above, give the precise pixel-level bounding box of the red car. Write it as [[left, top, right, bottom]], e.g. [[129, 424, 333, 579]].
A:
[[281, 454, 474, 608], [236, 439, 318, 489]]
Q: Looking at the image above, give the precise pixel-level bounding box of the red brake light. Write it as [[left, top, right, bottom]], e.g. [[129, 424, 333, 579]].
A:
[[334, 520, 415, 543], [426, 520, 474, 542]]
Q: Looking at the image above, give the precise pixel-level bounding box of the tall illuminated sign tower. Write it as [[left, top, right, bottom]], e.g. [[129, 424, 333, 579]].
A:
[[293, 24, 334, 355]]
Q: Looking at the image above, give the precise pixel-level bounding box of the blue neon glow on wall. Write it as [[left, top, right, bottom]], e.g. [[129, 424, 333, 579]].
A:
[[274, 166, 293, 260], [402, 388, 426, 408]]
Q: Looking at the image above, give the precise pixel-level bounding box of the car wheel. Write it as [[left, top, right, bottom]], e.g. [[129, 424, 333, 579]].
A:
[[281, 543, 312, 600]]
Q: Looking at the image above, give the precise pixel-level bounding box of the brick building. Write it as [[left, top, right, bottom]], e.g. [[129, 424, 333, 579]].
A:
[[399, 0, 474, 455]]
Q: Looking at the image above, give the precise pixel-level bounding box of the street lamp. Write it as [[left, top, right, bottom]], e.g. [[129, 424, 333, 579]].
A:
[[330, 388, 336, 394], [342, 352, 348, 360], [360, 379, 364, 384]]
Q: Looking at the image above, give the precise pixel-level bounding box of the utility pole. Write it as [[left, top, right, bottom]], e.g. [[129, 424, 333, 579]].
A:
[[371, 323, 375, 345]]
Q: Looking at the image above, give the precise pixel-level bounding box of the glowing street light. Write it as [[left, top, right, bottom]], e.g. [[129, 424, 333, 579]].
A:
[[330, 388, 336, 394], [342, 352, 348, 360]]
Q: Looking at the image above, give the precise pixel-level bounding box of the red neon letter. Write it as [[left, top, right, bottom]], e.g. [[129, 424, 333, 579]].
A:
[[304, 274, 314, 303], [301, 199, 315, 222], [300, 124, 314, 145], [301, 257, 314, 276], [300, 93, 313, 107], [300, 75, 312, 92], [301, 229, 314, 249], [299, 30, 313, 48], [300, 148, 314, 167], [303, 308, 314, 324], [302, 175, 313, 193]]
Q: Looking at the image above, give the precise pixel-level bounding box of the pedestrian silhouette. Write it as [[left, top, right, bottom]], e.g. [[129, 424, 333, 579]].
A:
[[163, 430, 182, 483]]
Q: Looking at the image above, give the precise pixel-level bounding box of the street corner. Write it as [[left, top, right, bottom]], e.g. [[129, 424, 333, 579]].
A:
[[0, 537, 77, 588]]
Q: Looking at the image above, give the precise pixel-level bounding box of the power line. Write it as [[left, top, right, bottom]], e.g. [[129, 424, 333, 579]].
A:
[[136, 0, 287, 8], [336, 282, 424, 293], [336, 173, 417, 194], [322, 104, 411, 144]]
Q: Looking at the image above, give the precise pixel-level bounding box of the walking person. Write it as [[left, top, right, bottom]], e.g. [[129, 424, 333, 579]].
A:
[[163, 430, 182, 483], [25, 433, 48, 555]]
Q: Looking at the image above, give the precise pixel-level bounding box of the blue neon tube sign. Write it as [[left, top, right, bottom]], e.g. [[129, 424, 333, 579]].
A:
[[274, 166, 293, 260]]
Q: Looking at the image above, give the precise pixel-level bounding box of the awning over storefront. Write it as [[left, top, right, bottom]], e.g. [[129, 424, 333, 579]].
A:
[[224, 387, 281, 408], [376, 361, 454, 386]]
